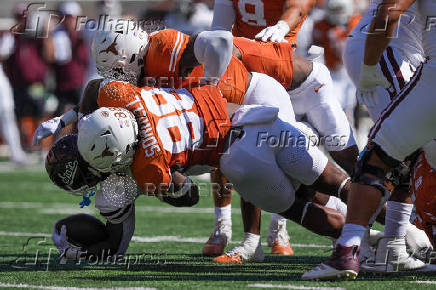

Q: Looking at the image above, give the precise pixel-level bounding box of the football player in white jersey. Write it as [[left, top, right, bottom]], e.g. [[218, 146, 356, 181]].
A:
[[342, 0, 430, 273], [304, 0, 436, 280]]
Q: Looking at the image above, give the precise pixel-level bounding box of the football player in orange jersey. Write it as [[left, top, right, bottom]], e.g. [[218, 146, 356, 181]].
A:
[[34, 27, 358, 261], [45, 75, 350, 264], [212, 0, 315, 45]]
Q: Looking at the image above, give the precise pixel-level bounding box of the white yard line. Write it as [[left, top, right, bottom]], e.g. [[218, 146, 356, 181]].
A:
[[248, 283, 345, 290], [0, 202, 241, 215], [0, 231, 331, 248], [415, 281, 436, 284], [0, 283, 155, 290]]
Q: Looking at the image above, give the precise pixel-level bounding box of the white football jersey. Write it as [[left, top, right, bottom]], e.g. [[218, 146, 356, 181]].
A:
[[419, 0, 436, 59], [350, 0, 425, 67]]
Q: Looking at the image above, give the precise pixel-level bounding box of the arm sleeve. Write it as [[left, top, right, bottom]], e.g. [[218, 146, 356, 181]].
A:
[[194, 30, 233, 80], [211, 0, 236, 31]]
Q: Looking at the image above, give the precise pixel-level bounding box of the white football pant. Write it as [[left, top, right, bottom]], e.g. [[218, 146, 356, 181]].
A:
[[220, 117, 328, 213]]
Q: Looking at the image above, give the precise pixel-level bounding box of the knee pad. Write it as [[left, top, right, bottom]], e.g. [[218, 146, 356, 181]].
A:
[[353, 142, 401, 195]]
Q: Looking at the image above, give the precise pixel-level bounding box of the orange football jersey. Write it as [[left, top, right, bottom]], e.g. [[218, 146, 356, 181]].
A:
[[97, 80, 231, 193], [233, 37, 294, 89], [312, 15, 361, 71], [232, 0, 305, 44], [411, 151, 436, 244], [143, 29, 250, 105]]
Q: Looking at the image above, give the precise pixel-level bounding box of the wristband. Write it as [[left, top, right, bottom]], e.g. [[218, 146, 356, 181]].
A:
[[337, 177, 351, 198]]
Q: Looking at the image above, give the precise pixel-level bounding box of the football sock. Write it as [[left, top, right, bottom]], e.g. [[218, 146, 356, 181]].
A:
[[215, 204, 232, 224], [242, 232, 261, 249], [270, 213, 286, 226], [384, 201, 413, 237], [325, 196, 347, 217], [337, 223, 366, 247]]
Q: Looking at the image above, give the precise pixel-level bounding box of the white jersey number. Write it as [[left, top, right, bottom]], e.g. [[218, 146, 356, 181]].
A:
[[238, 0, 267, 27], [141, 88, 204, 154]]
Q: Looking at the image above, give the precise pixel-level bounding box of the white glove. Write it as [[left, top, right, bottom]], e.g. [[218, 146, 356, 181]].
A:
[[33, 117, 62, 146], [255, 20, 290, 43], [357, 64, 391, 108]]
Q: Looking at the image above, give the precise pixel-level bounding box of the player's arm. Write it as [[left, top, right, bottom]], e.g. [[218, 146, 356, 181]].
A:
[[52, 211, 134, 261], [359, 0, 414, 91], [211, 0, 236, 31], [79, 78, 104, 115], [364, 0, 414, 65], [32, 79, 103, 146], [256, 0, 315, 43], [159, 170, 199, 207], [180, 31, 233, 83]]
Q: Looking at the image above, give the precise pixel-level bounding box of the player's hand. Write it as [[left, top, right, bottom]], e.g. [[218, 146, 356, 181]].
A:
[[357, 64, 391, 108], [255, 20, 290, 43], [33, 117, 62, 146], [52, 224, 71, 255]]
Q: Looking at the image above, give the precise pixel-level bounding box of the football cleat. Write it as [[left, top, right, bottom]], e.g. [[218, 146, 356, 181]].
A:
[[267, 219, 294, 256], [360, 236, 426, 273], [213, 237, 264, 264], [302, 244, 360, 281], [202, 219, 232, 256], [406, 223, 433, 260]]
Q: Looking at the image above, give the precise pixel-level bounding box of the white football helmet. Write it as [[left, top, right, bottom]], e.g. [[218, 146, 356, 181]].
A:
[[325, 0, 354, 26], [92, 28, 149, 84], [78, 107, 139, 173]]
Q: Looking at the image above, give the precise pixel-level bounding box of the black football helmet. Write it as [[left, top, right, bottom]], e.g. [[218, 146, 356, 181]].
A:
[[45, 134, 108, 194]]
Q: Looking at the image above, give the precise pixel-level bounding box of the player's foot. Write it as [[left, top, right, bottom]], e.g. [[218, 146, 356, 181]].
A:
[[213, 234, 264, 264], [302, 244, 360, 281], [360, 236, 426, 272], [202, 219, 232, 257], [406, 223, 433, 259], [267, 219, 294, 256]]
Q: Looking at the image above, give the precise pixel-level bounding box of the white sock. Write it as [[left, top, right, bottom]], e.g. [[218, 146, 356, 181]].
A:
[[325, 196, 347, 217], [243, 232, 260, 249], [384, 201, 413, 237], [270, 213, 286, 226], [337, 223, 366, 247], [215, 204, 232, 224]]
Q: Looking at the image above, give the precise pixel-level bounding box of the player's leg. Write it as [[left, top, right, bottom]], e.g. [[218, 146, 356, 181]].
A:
[[202, 169, 233, 256], [213, 198, 264, 263], [289, 61, 359, 174], [304, 66, 436, 279], [242, 72, 297, 254], [0, 70, 27, 164]]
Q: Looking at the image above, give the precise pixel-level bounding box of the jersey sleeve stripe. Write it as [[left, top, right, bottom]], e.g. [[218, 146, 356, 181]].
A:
[[100, 207, 122, 217], [111, 204, 133, 220], [172, 33, 184, 72], [169, 32, 182, 73]]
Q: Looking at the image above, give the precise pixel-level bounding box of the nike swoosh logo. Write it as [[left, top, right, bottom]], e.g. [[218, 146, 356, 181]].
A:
[[314, 84, 324, 93]]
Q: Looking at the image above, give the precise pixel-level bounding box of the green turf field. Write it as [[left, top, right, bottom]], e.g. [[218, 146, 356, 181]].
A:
[[0, 166, 435, 289]]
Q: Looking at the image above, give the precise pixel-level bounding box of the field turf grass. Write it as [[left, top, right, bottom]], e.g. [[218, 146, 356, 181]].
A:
[[0, 166, 436, 289]]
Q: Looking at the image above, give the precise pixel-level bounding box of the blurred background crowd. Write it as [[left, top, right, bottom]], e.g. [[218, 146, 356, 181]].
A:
[[0, 0, 371, 166]]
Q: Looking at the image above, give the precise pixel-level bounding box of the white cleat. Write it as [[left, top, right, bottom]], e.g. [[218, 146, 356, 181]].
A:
[[406, 223, 433, 259], [202, 219, 232, 256], [213, 236, 264, 263], [302, 263, 358, 281], [361, 236, 426, 273], [267, 219, 294, 256]]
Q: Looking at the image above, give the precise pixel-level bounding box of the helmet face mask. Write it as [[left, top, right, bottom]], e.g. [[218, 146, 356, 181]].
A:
[[78, 107, 139, 174], [92, 29, 148, 85], [45, 134, 108, 194]]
